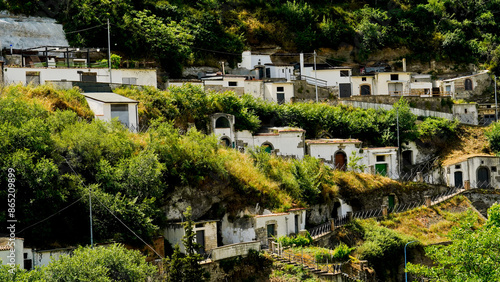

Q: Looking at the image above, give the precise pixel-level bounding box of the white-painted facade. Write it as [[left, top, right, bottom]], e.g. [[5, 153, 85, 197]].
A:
[[220, 209, 307, 246], [306, 139, 362, 168], [302, 66, 352, 87], [211, 113, 236, 147], [443, 155, 500, 189], [30, 247, 73, 268], [360, 147, 399, 178], [264, 81, 294, 103], [238, 51, 272, 70], [3, 67, 157, 87], [374, 72, 411, 96], [0, 238, 24, 269], [236, 128, 306, 159], [83, 93, 139, 131], [264, 64, 294, 80], [337, 199, 353, 218], [164, 220, 218, 254], [203, 76, 247, 88], [351, 75, 376, 96]]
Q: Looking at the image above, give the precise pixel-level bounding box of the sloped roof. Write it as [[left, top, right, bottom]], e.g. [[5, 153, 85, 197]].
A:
[[83, 93, 138, 103], [0, 12, 68, 49]]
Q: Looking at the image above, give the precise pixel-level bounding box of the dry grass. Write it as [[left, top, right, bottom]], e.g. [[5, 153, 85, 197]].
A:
[[219, 149, 296, 211], [375, 195, 484, 245], [440, 125, 493, 165]]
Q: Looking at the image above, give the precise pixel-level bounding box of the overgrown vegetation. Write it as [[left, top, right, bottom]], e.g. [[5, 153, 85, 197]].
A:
[[4, 0, 500, 75], [407, 203, 500, 281]]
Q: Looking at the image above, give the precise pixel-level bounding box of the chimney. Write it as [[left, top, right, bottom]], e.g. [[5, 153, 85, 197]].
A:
[[402, 58, 407, 72]]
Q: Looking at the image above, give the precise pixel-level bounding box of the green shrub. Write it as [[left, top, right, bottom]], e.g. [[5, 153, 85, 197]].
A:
[[332, 243, 355, 261], [486, 122, 500, 153], [276, 231, 313, 247]]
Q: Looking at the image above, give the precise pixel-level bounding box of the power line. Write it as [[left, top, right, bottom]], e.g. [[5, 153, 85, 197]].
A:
[[92, 195, 164, 259], [65, 24, 106, 34], [17, 196, 85, 234], [63, 157, 163, 259]]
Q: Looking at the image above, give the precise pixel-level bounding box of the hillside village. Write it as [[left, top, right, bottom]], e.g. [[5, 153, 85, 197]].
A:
[[1, 9, 500, 282]]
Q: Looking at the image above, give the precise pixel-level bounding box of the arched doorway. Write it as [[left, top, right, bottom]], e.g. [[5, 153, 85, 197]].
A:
[[220, 137, 231, 147], [360, 85, 371, 96], [464, 79, 473, 91], [215, 116, 230, 128], [477, 167, 490, 188], [262, 143, 273, 154], [454, 171, 463, 188], [334, 151, 347, 171]]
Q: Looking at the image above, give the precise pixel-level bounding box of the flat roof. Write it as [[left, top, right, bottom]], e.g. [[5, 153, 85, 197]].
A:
[[306, 139, 361, 144], [441, 70, 489, 82], [442, 153, 498, 166], [83, 93, 138, 103]]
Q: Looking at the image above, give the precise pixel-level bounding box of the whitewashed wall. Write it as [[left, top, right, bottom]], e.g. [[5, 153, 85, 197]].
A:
[[445, 156, 500, 188], [375, 72, 411, 95], [0, 238, 24, 269], [307, 142, 360, 164], [4, 67, 157, 87]]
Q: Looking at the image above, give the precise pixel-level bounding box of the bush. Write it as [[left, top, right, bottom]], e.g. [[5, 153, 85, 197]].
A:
[[332, 243, 355, 261], [486, 121, 500, 153], [276, 231, 313, 247]]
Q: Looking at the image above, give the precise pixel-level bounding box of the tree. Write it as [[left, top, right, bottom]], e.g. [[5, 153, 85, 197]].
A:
[[167, 206, 209, 282], [407, 208, 500, 281], [45, 243, 157, 281]]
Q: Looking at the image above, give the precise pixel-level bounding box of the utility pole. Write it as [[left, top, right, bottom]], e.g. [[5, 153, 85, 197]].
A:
[[107, 18, 112, 83], [89, 185, 94, 248], [314, 50, 318, 102], [405, 241, 417, 282], [397, 105, 401, 179], [495, 75, 498, 122]]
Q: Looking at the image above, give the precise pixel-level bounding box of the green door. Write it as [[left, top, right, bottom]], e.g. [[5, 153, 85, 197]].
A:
[[388, 195, 395, 211], [375, 163, 387, 176]]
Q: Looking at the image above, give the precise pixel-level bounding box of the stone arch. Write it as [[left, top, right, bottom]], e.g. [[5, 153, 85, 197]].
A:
[[261, 142, 274, 154], [215, 116, 231, 128], [360, 84, 371, 96]]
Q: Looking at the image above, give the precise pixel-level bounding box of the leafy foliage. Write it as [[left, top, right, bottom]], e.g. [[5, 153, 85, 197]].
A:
[[276, 231, 313, 247], [485, 121, 500, 152], [407, 207, 500, 281]]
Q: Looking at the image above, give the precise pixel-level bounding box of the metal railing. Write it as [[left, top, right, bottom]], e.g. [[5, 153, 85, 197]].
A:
[[300, 75, 328, 87]]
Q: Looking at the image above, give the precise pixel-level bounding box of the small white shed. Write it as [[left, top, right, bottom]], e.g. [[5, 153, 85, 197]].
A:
[[83, 92, 139, 131]]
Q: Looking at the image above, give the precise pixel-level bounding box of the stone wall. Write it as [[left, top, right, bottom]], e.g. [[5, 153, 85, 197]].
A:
[[463, 190, 500, 217], [293, 80, 332, 101], [211, 241, 260, 261]]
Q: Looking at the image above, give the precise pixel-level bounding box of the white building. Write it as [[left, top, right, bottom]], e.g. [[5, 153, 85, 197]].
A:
[[306, 139, 363, 170], [237, 127, 306, 159], [165, 220, 218, 254], [3, 67, 157, 87], [375, 72, 412, 96], [264, 64, 295, 81], [0, 237, 24, 270], [351, 75, 376, 96], [360, 147, 399, 178], [83, 93, 139, 131], [410, 74, 433, 97], [442, 154, 500, 189], [238, 51, 272, 70], [220, 208, 307, 246]]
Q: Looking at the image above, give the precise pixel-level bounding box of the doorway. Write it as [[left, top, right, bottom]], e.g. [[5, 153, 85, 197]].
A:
[[454, 171, 463, 188], [477, 167, 490, 188], [334, 151, 347, 171]]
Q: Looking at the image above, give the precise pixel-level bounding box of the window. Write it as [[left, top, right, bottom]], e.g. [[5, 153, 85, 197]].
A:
[[465, 109, 468, 114], [362, 77, 367, 81], [455, 164, 461, 169], [340, 70, 349, 77], [277, 86, 284, 92], [122, 77, 137, 85], [376, 155, 386, 162], [215, 116, 230, 128], [390, 74, 399, 81], [111, 104, 129, 126], [228, 81, 237, 87], [492, 166, 497, 172], [464, 79, 473, 90]]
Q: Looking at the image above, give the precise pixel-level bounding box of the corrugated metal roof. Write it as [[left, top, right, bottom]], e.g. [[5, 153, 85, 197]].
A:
[[83, 93, 138, 103]]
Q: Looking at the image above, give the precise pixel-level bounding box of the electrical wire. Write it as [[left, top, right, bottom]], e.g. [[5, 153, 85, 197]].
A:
[[65, 24, 106, 34], [63, 157, 163, 259], [17, 195, 86, 234]]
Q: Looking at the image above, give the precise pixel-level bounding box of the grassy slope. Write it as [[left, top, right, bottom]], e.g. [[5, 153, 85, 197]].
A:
[[366, 195, 484, 246]]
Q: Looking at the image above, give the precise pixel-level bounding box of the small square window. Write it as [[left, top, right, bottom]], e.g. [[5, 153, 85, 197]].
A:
[[277, 86, 284, 92], [376, 155, 385, 162], [195, 223, 204, 228], [455, 164, 461, 169], [492, 166, 497, 172], [340, 70, 349, 77], [390, 74, 399, 81], [362, 77, 367, 81], [228, 81, 237, 87]]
